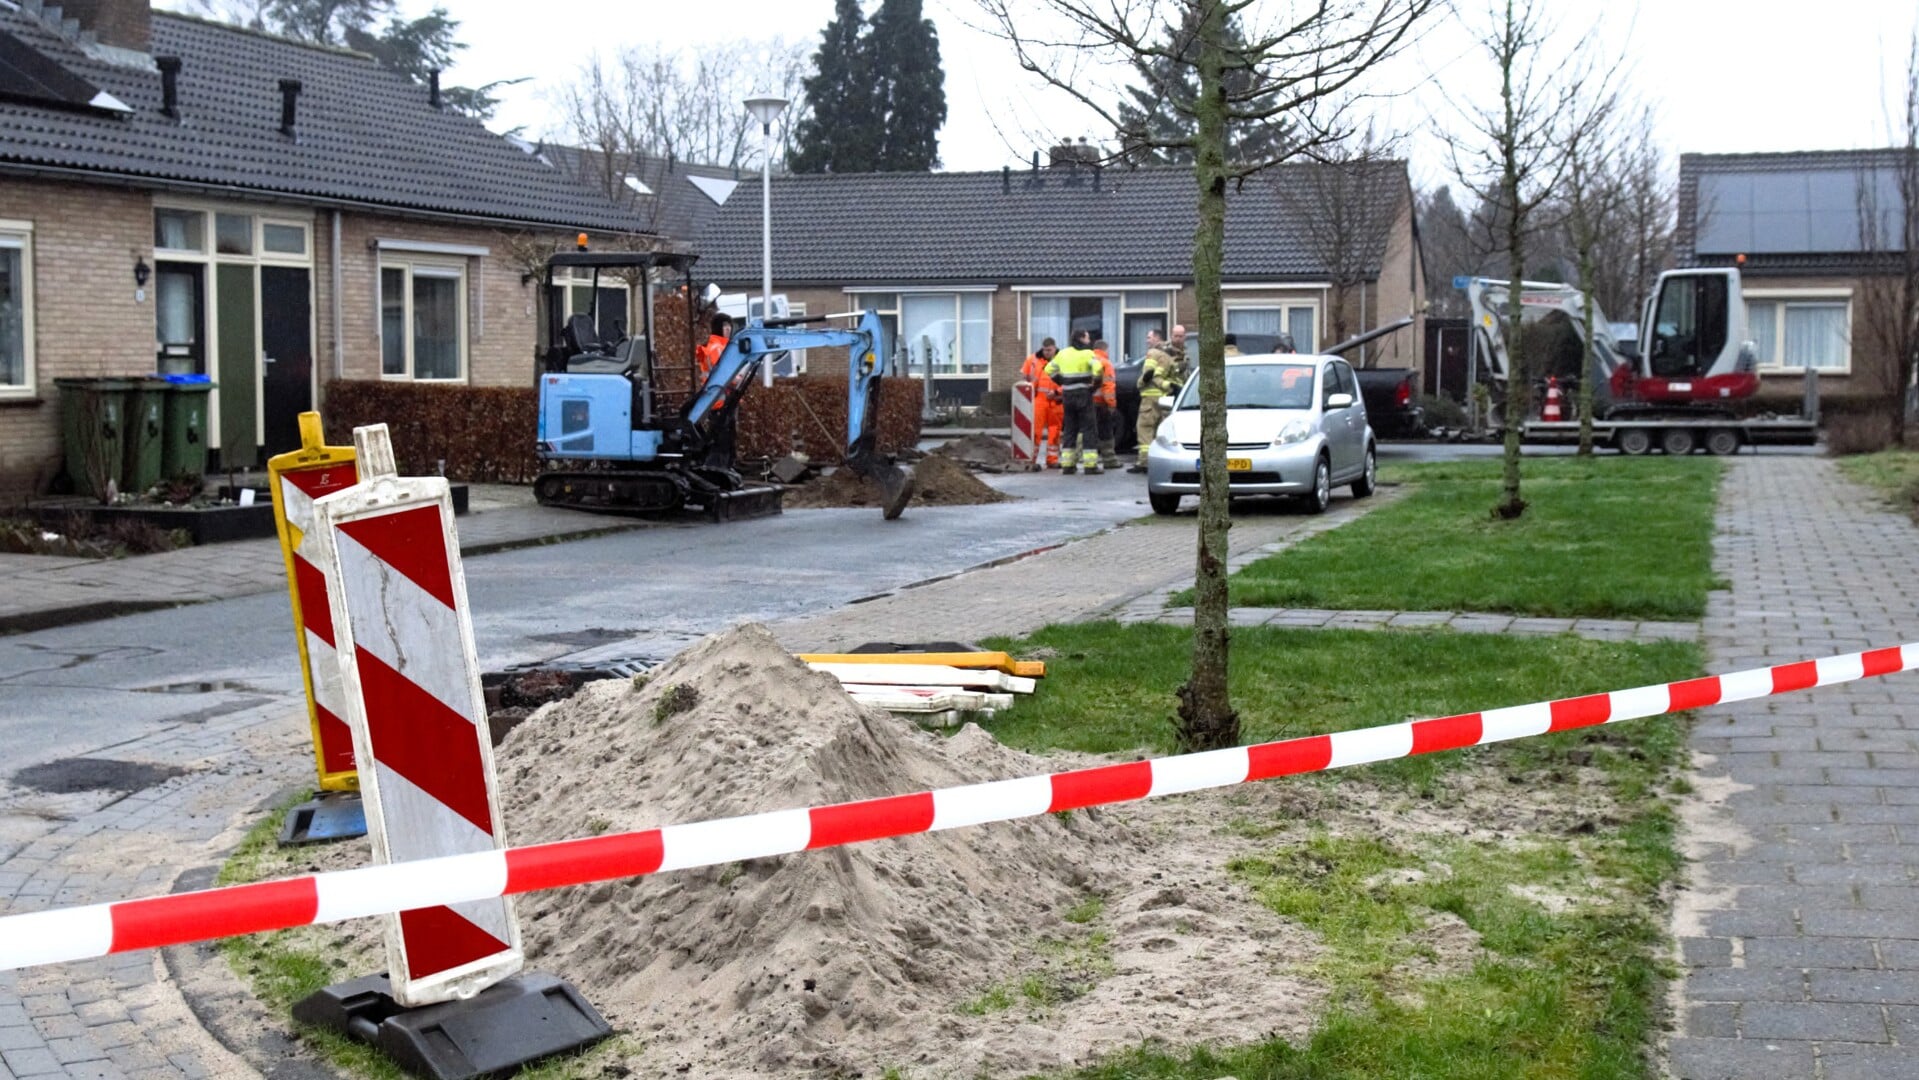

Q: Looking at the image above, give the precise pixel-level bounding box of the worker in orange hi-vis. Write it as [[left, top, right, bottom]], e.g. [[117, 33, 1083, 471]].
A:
[[694, 312, 734, 409], [1018, 338, 1063, 469], [1092, 339, 1120, 470]]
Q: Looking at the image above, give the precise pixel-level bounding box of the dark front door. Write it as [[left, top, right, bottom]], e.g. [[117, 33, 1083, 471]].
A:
[[260, 266, 312, 457]]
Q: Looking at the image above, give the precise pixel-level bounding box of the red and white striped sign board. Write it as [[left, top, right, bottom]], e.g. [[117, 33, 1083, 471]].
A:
[[308, 424, 522, 1007], [267, 412, 361, 791], [1010, 383, 1036, 463]]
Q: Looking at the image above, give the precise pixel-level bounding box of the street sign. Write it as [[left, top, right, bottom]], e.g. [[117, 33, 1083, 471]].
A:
[[268, 412, 361, 791], [1453, 275, 1472, 290]]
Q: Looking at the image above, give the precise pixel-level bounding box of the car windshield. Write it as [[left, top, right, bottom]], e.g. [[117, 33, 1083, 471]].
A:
[[1176, 363, 1317, 410]]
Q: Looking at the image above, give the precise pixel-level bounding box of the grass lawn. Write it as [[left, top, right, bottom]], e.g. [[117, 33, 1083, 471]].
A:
[[981, 622, 1701, 1080], [1836, 448, 1919, 510], [1185, 457, 1721, 620]]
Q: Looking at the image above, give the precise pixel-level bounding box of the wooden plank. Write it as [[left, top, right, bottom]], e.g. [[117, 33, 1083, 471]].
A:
[[796, 651, 1045, 678]]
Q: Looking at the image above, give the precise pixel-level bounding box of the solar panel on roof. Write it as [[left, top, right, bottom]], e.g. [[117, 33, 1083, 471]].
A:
[[0, 30, 126, 114], [1697, 167, 1906, 255]]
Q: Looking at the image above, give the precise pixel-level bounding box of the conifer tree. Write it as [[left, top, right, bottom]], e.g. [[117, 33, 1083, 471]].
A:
[[1115, 8, 1286, 165], [869, 0, 946, 170], [790, 0, 880, 173]]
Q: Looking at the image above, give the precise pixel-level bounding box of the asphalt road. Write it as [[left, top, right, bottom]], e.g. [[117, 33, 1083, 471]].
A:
[[0, 470, 1148, 776]]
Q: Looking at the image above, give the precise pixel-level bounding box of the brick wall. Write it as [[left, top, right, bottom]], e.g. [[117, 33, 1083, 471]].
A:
[[0, 178, 155, 495], [1367, 192, 1425, 370]]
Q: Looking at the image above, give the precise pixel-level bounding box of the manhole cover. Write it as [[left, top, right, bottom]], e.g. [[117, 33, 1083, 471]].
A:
[[13, 758, 187, 795]]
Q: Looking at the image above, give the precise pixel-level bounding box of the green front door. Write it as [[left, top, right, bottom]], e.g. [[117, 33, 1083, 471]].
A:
[[215, 263, 257, 467]]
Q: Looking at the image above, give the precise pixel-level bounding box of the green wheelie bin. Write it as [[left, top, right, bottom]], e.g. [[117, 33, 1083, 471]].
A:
[[123, 378, 170, 494], [54, 377, 135, 499], [159, 374, 214, 481]]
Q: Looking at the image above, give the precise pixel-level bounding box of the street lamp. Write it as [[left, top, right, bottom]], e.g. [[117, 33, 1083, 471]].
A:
[[743, 93, 789, 387]]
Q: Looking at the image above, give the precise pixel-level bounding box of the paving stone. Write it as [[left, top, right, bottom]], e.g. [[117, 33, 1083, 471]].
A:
[[1739, 1000, 1888, 1041], [1822, 1044, 1919, 1080], [1667, 1036, 1818, 1080], [0, 1048, 60, 1077], [1811, 969, 1919, 1003], [1684, 1003, 1738, 1037], [1741, 936, 1880, 969]]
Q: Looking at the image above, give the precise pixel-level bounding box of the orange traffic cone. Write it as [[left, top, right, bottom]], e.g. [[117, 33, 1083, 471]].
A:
[[1542, 377, 1564, 422]]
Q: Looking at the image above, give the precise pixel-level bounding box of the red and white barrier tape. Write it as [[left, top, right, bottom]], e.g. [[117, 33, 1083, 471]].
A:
[[1, 643, 1911, 971]]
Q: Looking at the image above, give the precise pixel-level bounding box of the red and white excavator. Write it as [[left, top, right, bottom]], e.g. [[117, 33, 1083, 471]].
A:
[[1467, 267, 1816, 454]]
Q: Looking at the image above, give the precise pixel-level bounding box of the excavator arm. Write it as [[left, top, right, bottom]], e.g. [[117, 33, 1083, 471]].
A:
[[686, 310, 916, 519]]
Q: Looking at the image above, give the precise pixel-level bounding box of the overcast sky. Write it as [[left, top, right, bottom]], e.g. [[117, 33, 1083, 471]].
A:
[[246, 1, 1919, 185]]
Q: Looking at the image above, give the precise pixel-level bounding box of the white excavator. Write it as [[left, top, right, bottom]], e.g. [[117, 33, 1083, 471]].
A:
[[1466, 267, 1817, 454]]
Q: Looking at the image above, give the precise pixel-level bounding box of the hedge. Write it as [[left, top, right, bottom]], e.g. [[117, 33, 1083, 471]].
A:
[[322, 374, 923, 484]]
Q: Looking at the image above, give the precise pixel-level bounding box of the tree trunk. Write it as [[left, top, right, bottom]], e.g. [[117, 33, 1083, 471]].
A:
[[1494, 0, 1528, 520], [1577, 234, 1597, 456], [1175, 2, 1240, 753]]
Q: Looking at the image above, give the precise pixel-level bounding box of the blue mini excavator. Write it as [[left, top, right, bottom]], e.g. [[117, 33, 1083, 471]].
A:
[[533, 248, 915, 521]]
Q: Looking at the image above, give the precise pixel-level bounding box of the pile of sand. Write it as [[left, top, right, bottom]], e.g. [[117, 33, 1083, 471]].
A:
[[781, 454, 1011, 510], [932, 433, 1017, 471], [495, 624, 1329, 1077], [498, 624, 1124, 1075]]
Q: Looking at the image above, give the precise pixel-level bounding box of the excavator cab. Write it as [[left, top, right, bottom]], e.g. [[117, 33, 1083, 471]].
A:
[[1621, 268, 1757, 408]]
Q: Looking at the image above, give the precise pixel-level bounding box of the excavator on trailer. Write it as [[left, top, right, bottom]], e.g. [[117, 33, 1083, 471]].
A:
[[533, 247, 915, 520], [1466, 266, 1816, 454]]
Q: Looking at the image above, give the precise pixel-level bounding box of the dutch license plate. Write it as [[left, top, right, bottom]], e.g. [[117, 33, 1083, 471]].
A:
[[1227, 457, 1252, 471]]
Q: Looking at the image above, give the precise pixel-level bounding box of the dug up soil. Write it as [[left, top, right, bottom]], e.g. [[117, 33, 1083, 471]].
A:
[[235, 623, 1634, 1079], [782, 453, 1012, 511]]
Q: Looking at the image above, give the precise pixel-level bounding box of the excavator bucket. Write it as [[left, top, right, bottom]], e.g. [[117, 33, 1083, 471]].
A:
[[877, 462, 916, 521]]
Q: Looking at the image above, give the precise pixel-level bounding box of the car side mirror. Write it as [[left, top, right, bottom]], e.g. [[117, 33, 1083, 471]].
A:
[[1325, 392, 1354, 410]]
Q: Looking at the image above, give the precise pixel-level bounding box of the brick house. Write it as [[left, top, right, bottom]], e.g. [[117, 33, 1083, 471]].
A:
[[692, 158, 1425, 406], [1678, 150, 1913, 411], [0, 0, 671, 494]]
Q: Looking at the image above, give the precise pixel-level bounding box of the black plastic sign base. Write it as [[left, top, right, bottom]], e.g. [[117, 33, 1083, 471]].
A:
[[292, 971, 612, 1080], [278, 791, 367, 845]]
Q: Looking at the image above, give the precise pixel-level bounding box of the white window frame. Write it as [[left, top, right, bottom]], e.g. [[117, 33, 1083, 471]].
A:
[[1746, 289, 1853, 375], [0, 220, 34, 399], [379, 258, 469, 382], [857, 291, 994, 383], [1017, 286, 1174, 366], [551, 266, 633, 337], [1222, 297, 1322, 353]]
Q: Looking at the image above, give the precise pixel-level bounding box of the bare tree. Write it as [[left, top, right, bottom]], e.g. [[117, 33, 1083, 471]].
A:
[[1448, 0, 1600, 519], [977, 0, 1434, 752], [1561, 87, 1622, 455], [1273, 126, 1406, 349], [1855, 35, 1919, 447], [553, 40, 808, 177]]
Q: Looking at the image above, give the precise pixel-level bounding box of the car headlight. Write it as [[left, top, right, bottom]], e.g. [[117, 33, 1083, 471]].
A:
[[1153, 427, 1180, 451], [1274, 419, 1311, 446]]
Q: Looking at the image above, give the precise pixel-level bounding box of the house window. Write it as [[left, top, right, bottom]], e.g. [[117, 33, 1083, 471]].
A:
[[893, 293, 990, 377], [381, 261, 467, 381], [1225, 302, 1318, 352], [0, 225, 33, 397], [1748, 294, 1850, 373], [552, 267, 631, 345], [1027, 290, 1173, 363], [154, 208, 204, 253], [852, 293, 902, 367], [262, 223, 307, 256]]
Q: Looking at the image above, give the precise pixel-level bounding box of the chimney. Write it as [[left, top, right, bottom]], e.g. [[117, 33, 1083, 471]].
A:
[[59, 0, 150, 53], [155, 55, 180, 119], [278, 79, 301, 137], [1001, 165, 1010, 194], [428, 69, 441, 110]]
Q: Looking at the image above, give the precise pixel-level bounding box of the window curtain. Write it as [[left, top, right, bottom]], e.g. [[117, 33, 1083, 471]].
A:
[[412, 273, 461, 379], [1747, 301, 1778, 365], [1099, 295, 1120, 350], [902, 294, 954, 375], [959, 293, 989, 373], [1227, 306, 1282, 335], [1785, 303, 1847, 370], [1288, 307, 1317, 351], [1029, 296, 1069, 353], [0, 245, 20, 386]]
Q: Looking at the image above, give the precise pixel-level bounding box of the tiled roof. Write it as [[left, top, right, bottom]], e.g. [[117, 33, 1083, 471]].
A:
[[0, 9, 649, 233], [540, 146, 744, 243], [693, 160, 1409, 285]]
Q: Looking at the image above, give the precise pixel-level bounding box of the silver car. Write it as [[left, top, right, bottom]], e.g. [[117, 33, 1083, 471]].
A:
[[1144, 353, 1377, 515]]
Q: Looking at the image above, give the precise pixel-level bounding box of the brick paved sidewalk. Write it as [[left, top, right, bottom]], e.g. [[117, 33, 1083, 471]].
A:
[[0, 701, 309, 1078], [1670, 457, 1919, 1080]]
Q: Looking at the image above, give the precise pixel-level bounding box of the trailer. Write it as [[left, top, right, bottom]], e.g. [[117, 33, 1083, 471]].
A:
[[1518, 415, 1817, 454]]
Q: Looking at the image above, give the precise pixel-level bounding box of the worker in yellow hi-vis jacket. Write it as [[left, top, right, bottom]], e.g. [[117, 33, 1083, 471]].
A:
[[1044, 329, 1105, 475]]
